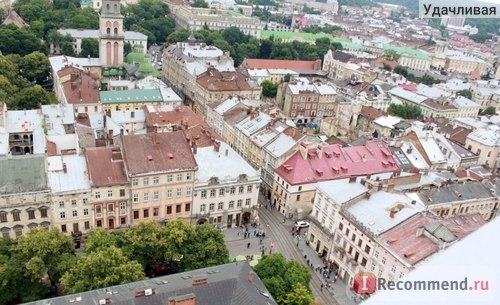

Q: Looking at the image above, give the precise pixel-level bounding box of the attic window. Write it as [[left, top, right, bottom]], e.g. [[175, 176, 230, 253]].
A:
[[98, 298, 111, 304], [315, 169, 323, 176], [147, 155, 153, 161], [382, 161, 389, 167], [332, 166, 339, 174], [324, 151, 333, 158], [340, 166, 348, 173]]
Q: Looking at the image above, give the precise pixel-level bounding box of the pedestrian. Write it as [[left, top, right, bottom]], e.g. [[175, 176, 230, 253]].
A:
[[253, 230, 256, 236], [247, 242, 250, 248], [334, 275, 338, 283], [320, 283, 324, 291]]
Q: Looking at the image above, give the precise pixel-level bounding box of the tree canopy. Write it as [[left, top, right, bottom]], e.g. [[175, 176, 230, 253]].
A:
[[253, 254, 313, 305], [388, 103, 423, 119], [261, 80, 278, 98]]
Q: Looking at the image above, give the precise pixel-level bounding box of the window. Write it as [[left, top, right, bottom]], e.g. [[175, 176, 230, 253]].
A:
[[229, 201, 234, 209], [167, 175, 173, 182], [167, 189, 173, 198], [133, 193, 139, 202], [186, 173, 192, 180], [201, 190, 207, 198], [351, 234, 356, 242], [143, 178, 149, 186], [133, 210, 139, 219], [296, 195, 301, 201], [219, 188, 225, 196], [391, 265, 396, 273], [218, 202, 223, 210], [177, 174, 182, 181], [153, 208, 159, 216], [361, 258, 367, 267], [71, 199, 77, 206], [177, 188, 182, 197], [132, 179, 139, 186], [210, 189, 216, 197], [176, 205, 181, 213], [85, 221, 90, 230], [120, 202, 126, 210], [186, 187, 192, 196], [143, 209, 149, 218], [345, 228, 350, 237], [237, 200, 242, 208], [365, 245, 371, 254], [230, 187, 236, 195], [167, 205, 172, 214], [61, 225, 67, 233], [95, 192, 101, 199], [72, 210, 78, 217], [120, 189, 125, 197], [82, 208, 88, 216], [200, 204, 206, 213], [247, 185, 253, 193], [152, 191, 159, 200], [0, 212, 7, 223], [153, 176, 159, 184], [28, 210, 35, 220], [245, 198, 251, 206], [59, 201, 65, 208], [143, 192, 149, 202], [120, 217, 126, 225], [298, 186, 302, 191], [209, 203, 215, 212], [238, 186, 244, 194], [382, 257, 386, 265], [107, 190, 113, 198], [339, 223, 344, 230], [60, 212, 66, 219]]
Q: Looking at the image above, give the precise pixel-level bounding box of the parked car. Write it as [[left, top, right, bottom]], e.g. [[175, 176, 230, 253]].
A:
[[294, 221, 310, 228]]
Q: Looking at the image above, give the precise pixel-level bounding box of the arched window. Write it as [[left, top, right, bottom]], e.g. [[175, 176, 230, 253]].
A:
[[114, 4, 118, 12], [107, 28, 110, 35], [106, 3, 109, 10], [114, 28, 118, 35]]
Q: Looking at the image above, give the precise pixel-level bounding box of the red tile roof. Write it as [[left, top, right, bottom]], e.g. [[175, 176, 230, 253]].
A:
[[360, 106, 386, 119], [276, 140, 399, 185], [121, 131, 197, 175], [58, 66, 100, 104], [86, 147, 129, 187], [196, 68, 255, 92], [241, 59, 322, 71], [145, 105, 204, 129], [379, 213, 486, 266], [185, 124, 223, 148]]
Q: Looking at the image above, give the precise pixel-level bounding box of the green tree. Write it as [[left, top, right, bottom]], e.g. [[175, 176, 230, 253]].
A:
[[254, 254, 312, 304], [84, 228, 119, 253], [278, 283, 314, 305], [124, 42, 133, 56], [457, 89, 473, 99], [192, 0, 209, 8], [284, 73, 291, 82], [261, 80, 278, 98], [79, 38, 99, 58], [14, 228, 75, 296], [479, 106, 496, 116], [469, 32, 493, 43], [61, 246, 145, 294], [388, 103, 422, 119], [383, 49, 401, 61], [222, 27, 250, 45], [394, 65, 408, 77], [13, 85, 54, 109], [420, 74, 440, 85], [180, 224, 229, 271], [20, 51, 50, 84], [259, 38, 273, 58]]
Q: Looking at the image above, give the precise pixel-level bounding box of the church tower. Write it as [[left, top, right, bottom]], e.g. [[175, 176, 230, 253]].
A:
[[99, 0, 124, 66]]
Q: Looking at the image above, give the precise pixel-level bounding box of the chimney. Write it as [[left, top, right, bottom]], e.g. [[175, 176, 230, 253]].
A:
[[348, 176, 356, 183], [364, 192, 371, 199], [225, 149, 228, 157], [406, 147, 412, 154], [192, 141, 197, 154], [377, 183, 383, 191], [111, 148, 122, 161], [387, 184, 395, 192], [389, 209, 395, 218], [360, 178, 366, 186], [168, 293, 196, 305], [62, 163, 67, 173], [120, 129, 124, 136], [248, 272, 254, 283]]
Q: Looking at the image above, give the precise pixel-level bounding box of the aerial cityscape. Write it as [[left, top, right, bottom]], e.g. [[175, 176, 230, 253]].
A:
[[0, 0, 498, 304]]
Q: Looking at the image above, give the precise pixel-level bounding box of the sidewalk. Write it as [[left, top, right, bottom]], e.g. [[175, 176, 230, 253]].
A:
[[223, 226, 274, 258]]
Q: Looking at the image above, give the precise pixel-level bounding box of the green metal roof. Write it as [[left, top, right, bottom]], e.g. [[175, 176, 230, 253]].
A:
[[383, 45, 430, 60], [100, 89, 164, 104], [0, 155, 48, 194], [125, 52, 149, 64]]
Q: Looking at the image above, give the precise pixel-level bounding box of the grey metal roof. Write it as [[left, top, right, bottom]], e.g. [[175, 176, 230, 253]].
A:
[[417, 181, 495, 206], [423, 222, 457, 243], [23, 262, 277, 305], [0, 155, 48, 195]]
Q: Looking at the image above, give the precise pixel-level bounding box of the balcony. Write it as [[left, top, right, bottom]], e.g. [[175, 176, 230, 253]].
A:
[[96, 213, 102, 219]]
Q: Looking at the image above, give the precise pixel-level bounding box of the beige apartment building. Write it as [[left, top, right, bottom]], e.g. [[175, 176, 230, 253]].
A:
[[47, 155, 92, 235], [86, 146, 131, 230], [170, 5, 262, 38], [0, 155, 51, 239], [121, 131, 197, 224], [465, 127, 499, 173]]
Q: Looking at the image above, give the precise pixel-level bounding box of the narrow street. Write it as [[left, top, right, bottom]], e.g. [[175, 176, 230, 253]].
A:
[[257, 204, 339, 305]]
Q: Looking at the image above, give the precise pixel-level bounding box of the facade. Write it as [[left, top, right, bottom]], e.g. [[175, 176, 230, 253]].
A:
[[99, 0, 125, 66], [170, 5, 262, 38], [272, 140, 400, 216], [0, 155, 51, 239], [193, 142, 260, 228], [465, 126, 500, 173], [2, 109, 45, 156], [233, 110, 272, 167], [121, 131, 197, 224], [47, 155, 92, 235], [86, 147, 131, 230]]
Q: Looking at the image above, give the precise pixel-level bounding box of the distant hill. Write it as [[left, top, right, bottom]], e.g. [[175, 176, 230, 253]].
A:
[[373, 0, 419, 11]]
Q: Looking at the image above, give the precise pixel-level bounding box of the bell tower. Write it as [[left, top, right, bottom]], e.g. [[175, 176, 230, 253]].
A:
[[99, 0, 124, 66]]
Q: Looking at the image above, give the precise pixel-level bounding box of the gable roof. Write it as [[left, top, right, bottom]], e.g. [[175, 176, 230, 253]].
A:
[[241, 58, 322, 71], [86, 147, 129, 187]]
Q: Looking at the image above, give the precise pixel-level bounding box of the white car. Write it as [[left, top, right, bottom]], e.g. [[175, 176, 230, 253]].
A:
[[294, 221, 310, 228]]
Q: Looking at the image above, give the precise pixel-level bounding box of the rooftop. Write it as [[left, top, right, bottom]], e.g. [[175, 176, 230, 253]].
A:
[[276, 141, 399, 185], [235, 111, 272, 137], [121, 131, 197, 175], [415, 181, 496, 206], [195, 142, 259, 184], [100, 89, 164, 104], [0, 155, 48, 194], [47, 155, 91, 193], [241, 58, 322, 71], [196, 68, 255, 92], [466, 126, 500, 147], [23, 261, 277, 305], [58, 66, 100, 104], [86, 147, 129, 187], [316, 178, 368, 205], [58, 28, 147, 40], [264, 133, 299, 158]]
